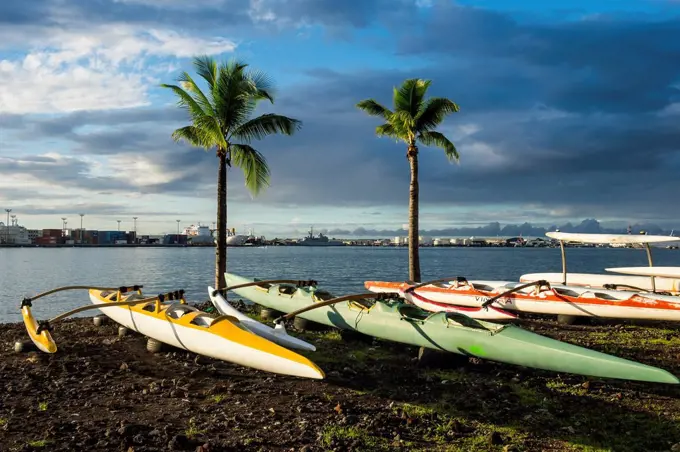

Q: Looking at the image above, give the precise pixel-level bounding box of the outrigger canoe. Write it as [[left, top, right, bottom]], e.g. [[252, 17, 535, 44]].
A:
[[226, 272, 680, 384], [366, 279, 680, 321], [81, 288, 322, 379], [208, 286, 316, 352]]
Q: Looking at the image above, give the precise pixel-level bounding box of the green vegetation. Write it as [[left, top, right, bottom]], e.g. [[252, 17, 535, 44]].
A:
[[211, 393, 228, 403], [320, 425, 398, 451], [37, 402, 48, 412], [162, 56, 301, 290], [27, 440, 50, 448], [357, 79, 460, 282], [185, 417, 206, 439]]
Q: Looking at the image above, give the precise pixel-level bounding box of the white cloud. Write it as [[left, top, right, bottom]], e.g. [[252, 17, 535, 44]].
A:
[[0, 24, 237, 114]]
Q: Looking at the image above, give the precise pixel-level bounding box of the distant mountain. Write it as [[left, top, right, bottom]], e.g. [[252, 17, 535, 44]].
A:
[[321, 219, 679, 238]]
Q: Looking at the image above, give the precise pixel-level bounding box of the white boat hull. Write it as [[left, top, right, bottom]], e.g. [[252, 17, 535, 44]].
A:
[[606, 267, 680, 279], [89, 293, 323, 379], [208, 286, 316, 352], [520, 272, 680, 294]]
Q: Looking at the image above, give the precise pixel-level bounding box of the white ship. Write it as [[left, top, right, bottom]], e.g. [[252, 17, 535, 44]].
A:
[[0, 216, 31, 245], [184, 224, 249, 246]]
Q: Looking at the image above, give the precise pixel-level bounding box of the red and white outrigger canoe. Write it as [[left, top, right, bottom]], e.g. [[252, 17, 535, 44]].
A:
[[396, 286, 518, 320], [366, 278, 680, 321]]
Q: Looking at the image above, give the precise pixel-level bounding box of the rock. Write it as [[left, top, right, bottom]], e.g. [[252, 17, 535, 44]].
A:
[[132, 434, 146, 445], [120, 362, 129, 371], [671, 443, 680, 452], [489, 431, 504, 445], [344, 415, 359, 425], [118, 424, 135, 437], [168, 434, 190, 450]]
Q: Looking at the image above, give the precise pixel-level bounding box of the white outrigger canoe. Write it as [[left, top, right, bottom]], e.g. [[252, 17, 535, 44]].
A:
[[208, 286, 316, 352], [520, 232, 680, 294], [366, 278, 680, 321]]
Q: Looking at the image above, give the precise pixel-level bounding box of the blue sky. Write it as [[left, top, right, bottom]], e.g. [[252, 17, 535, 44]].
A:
[[1, 0, 680, 237]]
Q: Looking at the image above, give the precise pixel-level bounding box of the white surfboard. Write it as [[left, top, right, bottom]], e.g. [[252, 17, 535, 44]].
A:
[[546, 231, 679, 245], [606, 267, 680, 279]]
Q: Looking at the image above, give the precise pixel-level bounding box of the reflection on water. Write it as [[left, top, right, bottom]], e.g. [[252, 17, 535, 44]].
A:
[[2, 246, 679, 323]]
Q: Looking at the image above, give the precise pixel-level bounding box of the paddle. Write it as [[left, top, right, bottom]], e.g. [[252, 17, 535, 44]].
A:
[[480, 280, 551, 309], [34, 290, 185, 334], [272, 292, 400, 325]]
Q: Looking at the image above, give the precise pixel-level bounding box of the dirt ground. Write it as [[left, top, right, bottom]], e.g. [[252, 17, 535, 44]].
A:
[[1, 302, 679, 452]]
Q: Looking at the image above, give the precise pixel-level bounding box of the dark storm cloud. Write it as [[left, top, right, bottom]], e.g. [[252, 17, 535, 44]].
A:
[[394, 3, 680, 114]]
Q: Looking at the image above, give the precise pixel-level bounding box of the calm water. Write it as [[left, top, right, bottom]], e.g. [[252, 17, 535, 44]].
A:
[[2, 246, 680, 323]]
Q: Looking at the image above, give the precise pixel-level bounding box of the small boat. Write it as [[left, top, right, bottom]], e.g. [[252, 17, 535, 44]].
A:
[[520, 232, 680, 294], [208, 286, 316, 351], [397, 286, 517, 320], [366, 278, 680, 321], [88, 288, 324, 379], [225, 272, 679, 384]]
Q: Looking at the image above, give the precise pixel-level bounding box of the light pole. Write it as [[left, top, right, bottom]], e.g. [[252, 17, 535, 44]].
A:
[[61, 217, 67, 236], [4, 209, 11, 244], [117, 220, 121, 231], [176, 220, 180, 235], [79, 213, 84, 244], [133, 217, 138, 244], [10, 214, 16, 226]]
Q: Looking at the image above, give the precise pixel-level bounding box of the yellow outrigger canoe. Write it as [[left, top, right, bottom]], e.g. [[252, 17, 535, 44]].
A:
[[21, 285, 324, 379]]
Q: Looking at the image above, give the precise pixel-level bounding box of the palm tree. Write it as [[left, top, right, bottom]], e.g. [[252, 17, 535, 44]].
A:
[[162, 56, 302, 291], [357, 78, 460, 282]]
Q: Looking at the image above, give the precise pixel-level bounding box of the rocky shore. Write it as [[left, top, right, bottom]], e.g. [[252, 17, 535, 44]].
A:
[[1, 307, 679, 452]]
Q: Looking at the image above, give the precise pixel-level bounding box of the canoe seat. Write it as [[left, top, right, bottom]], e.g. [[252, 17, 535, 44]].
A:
[[166, 304, 196, 319], [278, 285, 297, 295], [190, 313, 215, 327], [473, 283, 495, 291], [312, 290, 333, 302], [554, 287, 581, 297]]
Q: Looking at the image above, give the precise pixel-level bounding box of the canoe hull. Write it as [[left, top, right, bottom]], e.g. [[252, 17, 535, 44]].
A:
[[366, 280, 680, 321], [226, 273, 679, 384], [208, 286, 316, 352], [89, 290, 323, 379], [606, 266, 680, 279]]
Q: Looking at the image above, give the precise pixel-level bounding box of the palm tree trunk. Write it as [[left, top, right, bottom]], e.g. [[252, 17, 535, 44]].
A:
[[215, 150, 227, 291], [407, 144, 421, 282]]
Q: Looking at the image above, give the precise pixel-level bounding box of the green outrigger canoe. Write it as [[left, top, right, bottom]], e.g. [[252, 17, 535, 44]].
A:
[[225, 273, 680, 384]]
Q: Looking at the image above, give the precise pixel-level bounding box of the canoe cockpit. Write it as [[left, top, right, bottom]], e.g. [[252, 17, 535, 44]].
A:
[[254, 282, 298, 296]]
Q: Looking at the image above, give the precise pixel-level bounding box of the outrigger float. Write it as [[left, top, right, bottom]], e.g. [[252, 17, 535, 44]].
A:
[[19, 284, 324, 379], [225, 272, 680, 384]]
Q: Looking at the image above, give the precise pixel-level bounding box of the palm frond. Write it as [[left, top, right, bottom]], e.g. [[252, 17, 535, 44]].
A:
[[214, 61, 254, 132], [356, 99, 393, 120], [375, 123, 403, 141], [230, 143, 270, 195], [193, 55, 219, 92], [160, 83, 208, 122], [232, 114, 302, 143], [245, 68, 276, 103], [416, 98, 460, 131], [393, 78, 431, 117], [419, 131, 459, 163], [170, 125, 212, 148], [177, 71, 214, 116]]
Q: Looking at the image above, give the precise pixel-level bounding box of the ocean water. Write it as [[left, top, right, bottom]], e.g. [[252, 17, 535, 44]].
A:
[[2, 246, 680, 323]]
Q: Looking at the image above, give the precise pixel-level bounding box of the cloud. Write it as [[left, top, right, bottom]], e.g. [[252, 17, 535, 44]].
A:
[[0, 17, 238, 114], [3, 0, 680, 233]]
